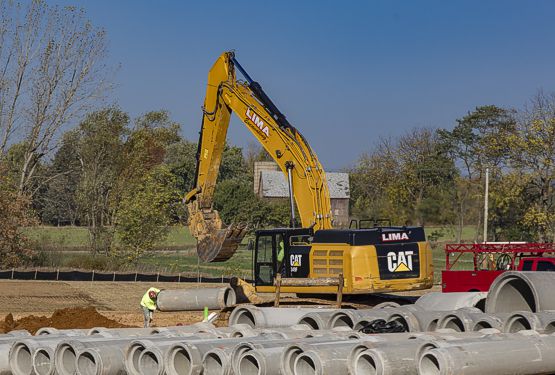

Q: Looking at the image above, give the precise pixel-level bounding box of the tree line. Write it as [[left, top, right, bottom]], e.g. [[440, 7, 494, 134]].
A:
[[350, 95, 555, 243], [2, 1, 555, 269]]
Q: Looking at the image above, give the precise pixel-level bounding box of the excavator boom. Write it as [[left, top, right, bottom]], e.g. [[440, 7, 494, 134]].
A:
[[186, 52, 333, 262]]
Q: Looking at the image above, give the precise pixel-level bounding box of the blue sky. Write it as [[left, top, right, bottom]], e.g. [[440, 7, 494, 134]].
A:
[[51, 0, 555, 170]]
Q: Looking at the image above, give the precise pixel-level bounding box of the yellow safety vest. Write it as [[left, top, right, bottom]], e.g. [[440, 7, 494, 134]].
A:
[[140, 287, 160, 310]]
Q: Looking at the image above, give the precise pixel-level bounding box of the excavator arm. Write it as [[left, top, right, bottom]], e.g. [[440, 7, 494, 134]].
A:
[[186, 52, 333, 262]]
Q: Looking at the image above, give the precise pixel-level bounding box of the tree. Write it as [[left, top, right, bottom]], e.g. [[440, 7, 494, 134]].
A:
[[75, 108, 129, 254], [350, 129, 456, 226], [0, 162, 36, 267], [39, 131, 81, 225], [508, 92, 555, 241], [438, 106, 516, 240], [438, 105, 516, 179], [0, 1, 113, 194], [165, 140, 198, 193], [116, 166, 180, 261]]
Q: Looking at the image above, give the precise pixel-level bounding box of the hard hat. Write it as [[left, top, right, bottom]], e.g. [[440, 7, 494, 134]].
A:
[[148, 290, 157, 299]]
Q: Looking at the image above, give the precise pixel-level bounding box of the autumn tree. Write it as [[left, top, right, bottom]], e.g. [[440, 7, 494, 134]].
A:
[[0, 162, 36, 267], [508, 92, 555, 241], [0, 0, 113, 195]]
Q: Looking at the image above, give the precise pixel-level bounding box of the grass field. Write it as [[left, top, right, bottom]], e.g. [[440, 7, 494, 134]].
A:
[[23, 226, 196, 250], [22, 225, 480, 281]]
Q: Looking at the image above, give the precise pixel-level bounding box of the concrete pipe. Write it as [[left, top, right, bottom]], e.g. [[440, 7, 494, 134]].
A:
[[227, 324, 260, 338], [4, 331, 31, 338], [230, 335, 353, 375], [353, 330, 508, 375], [297, 311, 338, 330], [293, 342, 361, 375], [10, 336, 72, 375], [486, 271, 555, 313], [87, 327, 158, 337], [416, 292, 487, 312], [73, 336, 146, 375], [372, 302, 401, 309], [436, 308, 483, 332], [503, 311, 541, 333], [280, 339, 360, 375], [77, 344, 126, 375], [0, 341, 17, 373], [535, 311, 555, 333], [151, 322, 216, 335], [156, 287, 236, 311], [202, 347, 233, 375], [237, 346, 284, 375], [394, 305, 450, 332], [346, 334, 431, 375], [231, 342, 263, 375], [54, 340, 85, 375], [35, 328, 89, 336], [228, 306, 334, 328], [328, 310, 358, 329], [354, 346, 417, 375], [418, 331, 555, 375], [55, 336, 137, 375], [165, 334, 287, 375], [138, 346, 167, 375], [32, 345, 60, 375], [502, 311, 555, 333], [9, 340, 35, 375], [258, 326, 321, 339], [384, 306, 426, 332], [469, 314, 505, 331], [125, 337, 205, 375]]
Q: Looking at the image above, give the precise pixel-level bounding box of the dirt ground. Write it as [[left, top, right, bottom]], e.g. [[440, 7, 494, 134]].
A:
[[0, 280, 441, 333], [0, 280, 224, 331]]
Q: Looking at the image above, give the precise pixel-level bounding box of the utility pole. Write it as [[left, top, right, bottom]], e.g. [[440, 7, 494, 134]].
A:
[[483, 168, 489, 243]]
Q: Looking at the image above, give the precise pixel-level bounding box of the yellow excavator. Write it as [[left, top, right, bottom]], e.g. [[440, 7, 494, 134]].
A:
[[185, 52, 433, 295]]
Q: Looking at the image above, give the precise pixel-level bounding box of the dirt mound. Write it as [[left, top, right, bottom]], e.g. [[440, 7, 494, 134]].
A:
[[0, 307, 132, 334]]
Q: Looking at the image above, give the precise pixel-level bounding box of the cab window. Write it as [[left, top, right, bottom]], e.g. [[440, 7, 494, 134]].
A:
[[537, 261, 555, 271], [521, 260, 533, 271]]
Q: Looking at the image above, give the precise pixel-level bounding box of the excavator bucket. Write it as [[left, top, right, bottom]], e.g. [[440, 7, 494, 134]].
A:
[[196, 223, 248, 262]]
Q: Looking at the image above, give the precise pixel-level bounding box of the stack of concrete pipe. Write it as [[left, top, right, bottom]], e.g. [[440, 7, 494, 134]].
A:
[[1, 271, 555, 374]]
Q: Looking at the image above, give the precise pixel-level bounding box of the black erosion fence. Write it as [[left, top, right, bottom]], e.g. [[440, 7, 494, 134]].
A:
[[0, 268, 252, 284]]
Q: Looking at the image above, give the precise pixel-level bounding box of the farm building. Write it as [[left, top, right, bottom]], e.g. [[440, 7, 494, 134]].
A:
[[254, 162, 350, 227]]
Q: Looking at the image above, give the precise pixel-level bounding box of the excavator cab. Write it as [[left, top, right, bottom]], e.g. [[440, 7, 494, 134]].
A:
[[253, 228, 313, 286]]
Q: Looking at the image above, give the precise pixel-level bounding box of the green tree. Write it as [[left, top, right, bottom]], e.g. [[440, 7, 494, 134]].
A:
[[350, 128, 456, 226], [438, 105, 516, 240], [39, 131, 82, 225], [116, 166, 180, 261], [75, 108, 129, 254]]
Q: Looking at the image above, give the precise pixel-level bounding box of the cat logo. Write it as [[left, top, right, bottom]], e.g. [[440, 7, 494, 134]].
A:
[[387, 251, 414, 272], [290, 254, 302, 267], [290, 254, 302, 272]]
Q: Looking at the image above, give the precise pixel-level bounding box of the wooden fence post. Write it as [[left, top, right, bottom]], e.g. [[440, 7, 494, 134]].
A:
[[274, 274, 282, 307]]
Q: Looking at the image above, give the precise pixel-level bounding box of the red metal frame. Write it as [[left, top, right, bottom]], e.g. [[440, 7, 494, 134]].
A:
[[445, 243, 555, 271]]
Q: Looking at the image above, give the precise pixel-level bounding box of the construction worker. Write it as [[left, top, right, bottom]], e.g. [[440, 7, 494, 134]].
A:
[[277, 239, 285, 275], [140, 287, 160, 327]]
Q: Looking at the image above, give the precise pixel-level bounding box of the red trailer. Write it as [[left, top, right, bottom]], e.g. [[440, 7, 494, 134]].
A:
[[441, 242, 555, 292]]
